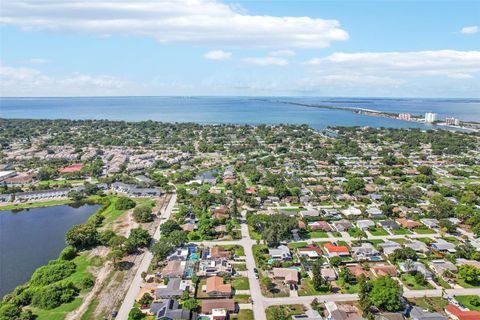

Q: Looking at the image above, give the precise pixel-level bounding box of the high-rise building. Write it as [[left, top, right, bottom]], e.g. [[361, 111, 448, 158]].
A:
[[445, 117, 460, 126], [425, 112, 437, 123], [398, 113, 411, 121]]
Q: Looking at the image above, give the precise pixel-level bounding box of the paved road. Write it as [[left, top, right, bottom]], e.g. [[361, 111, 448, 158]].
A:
[[116, 194, 177, 320]]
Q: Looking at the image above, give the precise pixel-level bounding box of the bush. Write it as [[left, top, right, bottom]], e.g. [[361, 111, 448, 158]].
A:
[[115, 197, 136, 210], [31, 282, 79, 310], [128, 307, 145, 320], [78, 275, 95, 289], [0, 303, 21, 320], [59, 246, 78, 261], [128, 228, 152, 248], [133, 205, 153, 223], [65, 223, 98, 250], [31, 260, 76, 286], [469, 296, 480, 306]]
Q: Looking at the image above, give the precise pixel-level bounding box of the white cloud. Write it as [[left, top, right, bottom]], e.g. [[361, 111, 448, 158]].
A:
[[29, 58, 50, 64], [204, 50, 232, 60], [0, 64, 129, 96], [243, 57, 288, 66], [460, 25, 478, 34], [0, 0, 348, 48], [305, 50, 480, 78], [269, 50, 295, 57]]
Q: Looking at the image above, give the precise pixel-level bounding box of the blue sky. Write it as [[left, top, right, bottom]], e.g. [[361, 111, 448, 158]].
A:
[[0, 0, 479, 97]]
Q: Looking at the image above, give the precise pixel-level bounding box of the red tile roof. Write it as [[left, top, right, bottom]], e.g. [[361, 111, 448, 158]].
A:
[[324, 243, 349, 253], [59, 163, 83, 174], [445, 304, 480, 320]]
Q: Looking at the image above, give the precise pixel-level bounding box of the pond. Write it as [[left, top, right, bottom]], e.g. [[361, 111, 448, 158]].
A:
[[0, 204, 100, 298]]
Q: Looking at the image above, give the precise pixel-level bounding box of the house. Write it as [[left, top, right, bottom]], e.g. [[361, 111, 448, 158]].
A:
[[14, 188, 69, 201], [374, 313, 404, 320], [407, 240, 430, 253], [180, 223, 196, 232], [325, 302, 362, 320], [167, 248, 189, 261], [321, 267, 337, 281], [432, 239, 456, 253], [210, 246, 231, 259], [322, 209, 341, 219], [300, 209, 320, 217], [333, 220, 353, 232], [371, 265, 398, 277], [308, 221, 332, 232], [323, 243, 350, 257], [273, 268, 299, 284], [409, 306, 447, 320], [367, 207, 384, 218], [399, 261, 432, 279], [151, 299, 195, 320], [197, 259, 233, 277], [205, 276, 232, 297], [445, 304, 480, 320], [356, 219, 375, 230], [420, 218, 439, 229], [268, 245, 292, 261], [378, 241, 402, 255], [161, 260, 186, 278], [456, 258, 480, 269], [212, 206, 229, 219], [342, 207, 362, 217], [201, 299, 236, 314], [430, 260, 457, 276], [378, 220, 399, 230], [346, 264, 368, 277], [59, 163, 83, 174], [292, 309, 324, 320], [155, 278, 188, 299], [297, 244, 323, 259], [128, 188, 162, 197], [351, 243, 379, 260], [396, 218, 422, 229]]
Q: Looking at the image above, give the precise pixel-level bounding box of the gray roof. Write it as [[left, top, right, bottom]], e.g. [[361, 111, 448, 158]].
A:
[[155, 278, 184, 298], [152, 299, 194, 320], [409, 306, 447, 320]]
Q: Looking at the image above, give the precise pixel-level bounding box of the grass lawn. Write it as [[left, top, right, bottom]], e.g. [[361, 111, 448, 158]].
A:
[[236, 309, 254, 320], [80, 298, 99, 320], [369, 227, 389, 236], [332, 231, 342, 237], [415, 227, 436, 234], [32, 298, 83, 320], [0, 199, 74, 211], [416, 237, 434, 244], [340, 282, 359, 294], [443, 236, 460, 244], [410, 297, 448, 312], [288, 242, 308, 249], [337, 241, 350, 247], [455, 295, 480, 311], [389, 238, 408, 244], [298, 278, 330, 296], [234, 295, 251, 303], [248, 226, 261, 240], [308, 231, 328, 238], [102, 197, 129, 224], [266, 305, 304, 320], [456, 275, 480, 288], [393, 228, 411, 235], [435, 277, 452, 289], [400, 273, 434, 290], [232, 277, 250, 290], [220, 244, 245, 256], [278, 207, 303, 212], [233, 263, 247, 271]]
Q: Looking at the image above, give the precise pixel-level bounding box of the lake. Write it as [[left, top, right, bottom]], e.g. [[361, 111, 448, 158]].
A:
[[1, 96, 479, 130], [0, 204, 100, 298]]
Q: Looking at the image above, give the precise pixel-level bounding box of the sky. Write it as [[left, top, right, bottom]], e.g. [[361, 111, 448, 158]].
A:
[[0, 0, 479, 97]]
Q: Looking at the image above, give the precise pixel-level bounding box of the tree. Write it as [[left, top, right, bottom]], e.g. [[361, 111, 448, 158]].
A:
[[0, 303, 21, 320], [59, 246, 78, 260], [458, 265, 480, 284], [128, 307, 145, 320], [160, 220, 181, 236], [329, 256, 342, 267], [168, 230, 187, 247], [261, 277, 275, 292], [152, 239, 174, 261], [31, 260, 76, 286], [430, 195, 455, 219], [351, 228, 367, 243], [344, 178, 366, 195], [181, 298, 198, 311], [338, 267, 354, 284], [107, 249, 124, 268], [128, 228, 152, 248], [65, 223, 98, 250], [115, 196, 136, 210], [31, 282, 79, 309], [360, 276, 403, 313], [312, 261, 326, 291], [133, 205, 153, 223], [439, 219, 456, 234], [138, 293, 153, 306], [390, 247, 417, 263]]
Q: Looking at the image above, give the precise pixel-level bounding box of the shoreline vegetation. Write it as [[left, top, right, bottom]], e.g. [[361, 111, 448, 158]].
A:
[[0, 194, 135, 319]]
